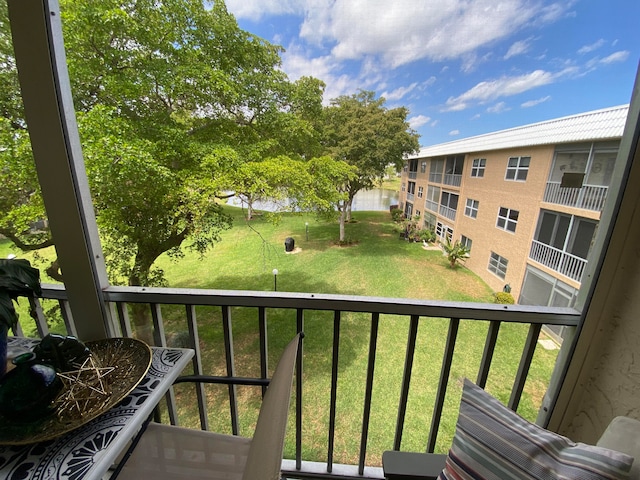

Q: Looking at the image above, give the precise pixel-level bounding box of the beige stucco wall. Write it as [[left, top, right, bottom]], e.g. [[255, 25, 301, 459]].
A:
[[401, 145, 556, 299], [457, 146, 554, 298]]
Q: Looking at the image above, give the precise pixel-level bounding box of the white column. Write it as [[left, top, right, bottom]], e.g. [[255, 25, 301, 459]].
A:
[[8, 0, 114, 340]]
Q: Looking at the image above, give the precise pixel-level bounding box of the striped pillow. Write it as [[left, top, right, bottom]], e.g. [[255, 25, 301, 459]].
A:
[[439, 379, 633, 480]]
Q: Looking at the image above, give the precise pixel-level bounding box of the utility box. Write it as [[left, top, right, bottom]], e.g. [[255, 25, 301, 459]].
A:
[[284, 237, 295, 252]]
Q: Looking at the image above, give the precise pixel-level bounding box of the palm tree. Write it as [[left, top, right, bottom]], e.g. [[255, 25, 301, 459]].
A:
[[442, 239, 470, 268]]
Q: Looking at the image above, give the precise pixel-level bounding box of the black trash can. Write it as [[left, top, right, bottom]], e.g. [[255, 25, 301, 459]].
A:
[[284, 237, 295, 252]]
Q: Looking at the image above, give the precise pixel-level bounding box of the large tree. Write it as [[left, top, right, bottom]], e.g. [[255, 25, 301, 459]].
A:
[[61, 0, 324, 286], [322, 90, 420, 240]]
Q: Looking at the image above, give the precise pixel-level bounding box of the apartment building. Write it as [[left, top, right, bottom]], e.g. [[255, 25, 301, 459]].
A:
[[399, 105, 628, 338]]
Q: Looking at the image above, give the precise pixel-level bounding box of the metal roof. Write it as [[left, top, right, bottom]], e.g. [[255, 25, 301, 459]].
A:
[[413, 104, 629, 158]]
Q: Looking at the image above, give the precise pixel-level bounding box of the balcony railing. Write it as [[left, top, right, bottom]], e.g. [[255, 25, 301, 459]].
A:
[[443, 174, 462, 187], [27, 285, 580, 479], [429, 173, 442, 183], [529, 240, 588, 282], [439, 205, 457, 221], [543, 182, 608, 212], [425, 200, 438, 213], [408, 172, 417, 180]]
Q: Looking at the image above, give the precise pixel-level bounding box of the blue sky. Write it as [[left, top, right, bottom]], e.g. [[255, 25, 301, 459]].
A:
[[224, 0, 639, 147]]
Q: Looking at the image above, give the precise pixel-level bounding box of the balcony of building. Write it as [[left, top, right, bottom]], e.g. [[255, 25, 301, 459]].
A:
[[438, 204, 456, 221], [442, 174, 462, 187], [425, 199, 438, 213], [26, 284, 580, 479], [543, 182, 608, 211], [7, 4, 640, 480], [529, 240, 587, 283]]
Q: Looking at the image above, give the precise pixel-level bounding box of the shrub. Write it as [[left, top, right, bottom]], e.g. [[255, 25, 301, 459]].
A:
[[419, 229, 436, 243], [391, 208, 404, 223], [494, 292, 515, 304]]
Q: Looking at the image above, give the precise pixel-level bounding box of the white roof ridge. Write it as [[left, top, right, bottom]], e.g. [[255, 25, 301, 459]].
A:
[[413, 104, 629, 158]]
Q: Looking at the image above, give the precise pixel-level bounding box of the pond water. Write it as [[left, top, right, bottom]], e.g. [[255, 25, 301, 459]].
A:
[[226, 188, 399, 212]]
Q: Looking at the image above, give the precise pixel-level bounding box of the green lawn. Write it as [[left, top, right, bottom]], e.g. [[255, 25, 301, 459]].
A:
[[151, 207, 557, 464], [0, 206, 559, 465]]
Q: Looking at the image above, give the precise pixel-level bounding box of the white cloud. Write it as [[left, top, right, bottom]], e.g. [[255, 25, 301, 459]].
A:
[[449, 130, 460, 136], [293, 0, 571, 68], [281, 46, 362, 102], [578, 39, 606, 55], [382, 83, 418, 101], [504, 38, 533, 59], [409, 114, 431, 129], [521, 95, 551, 108], [224, 0, 303, 21], [443, 70, 555, 111], [600, 51, 630, 64], [487, 102, 510, 113]]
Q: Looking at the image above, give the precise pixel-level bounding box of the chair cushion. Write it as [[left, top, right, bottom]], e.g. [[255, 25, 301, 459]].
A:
[[597, 416, 640, 479], [438, 379, 633, 480]]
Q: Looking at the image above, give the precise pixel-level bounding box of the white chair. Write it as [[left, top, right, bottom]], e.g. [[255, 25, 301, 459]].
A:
[[117, 333, 301, 480]]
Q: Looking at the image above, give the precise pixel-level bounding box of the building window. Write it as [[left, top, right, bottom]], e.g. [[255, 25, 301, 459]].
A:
[[439, 191, 459, 220], [415, 210, 421, 217], [465, 198, 479, 218], [436, 222, 453, 242], [423, 212, 436, 232], [497, 207, 519, 232], [471, 158, 486, 177], [505, 156, 530, 181], [420, 161, 427, 173], [408, 181, 416, 194], [461, 235, 472, 252], [444, 155, 464, 186], [488, 252, 508, 279], [429, 158, 444, 183], [401, 182, 406, 192], [425, 185, 440, 212], [404, 202, 413, 218], [417, 186, 423, 198]]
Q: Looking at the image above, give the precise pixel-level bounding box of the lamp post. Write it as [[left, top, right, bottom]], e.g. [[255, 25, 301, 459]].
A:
[[305, 222, 309, 241], [272, 268, 278, 291]]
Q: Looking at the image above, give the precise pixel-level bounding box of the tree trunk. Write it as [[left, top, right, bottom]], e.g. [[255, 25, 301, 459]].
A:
[[346, 198, 353, 222], [338, 204, 346, 242], [128, 251, 161, 345], [247, 200, 253, 221]]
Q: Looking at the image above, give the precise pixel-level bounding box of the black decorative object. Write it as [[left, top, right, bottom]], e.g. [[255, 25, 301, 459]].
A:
[[33, 334, 91, 372], [0, 352, 62, 421], [284, 237, 295, 252], [0, 258, 41, 378]]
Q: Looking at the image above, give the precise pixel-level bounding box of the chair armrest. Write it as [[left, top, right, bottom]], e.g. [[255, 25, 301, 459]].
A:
[[382, 451, 447, 479]]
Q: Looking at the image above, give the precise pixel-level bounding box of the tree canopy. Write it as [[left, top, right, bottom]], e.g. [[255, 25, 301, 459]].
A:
[[0, 0, 420, 293], [321, 90, 420, 240]]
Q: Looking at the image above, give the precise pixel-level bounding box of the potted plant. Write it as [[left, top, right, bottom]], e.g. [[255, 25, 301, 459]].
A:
[[0, 258, 41, 378]]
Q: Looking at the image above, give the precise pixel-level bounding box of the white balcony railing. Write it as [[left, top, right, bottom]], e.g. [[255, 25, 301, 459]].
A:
[[543, 182, 608, 212], [425, 200, 438, 213], [408, 172, 417, 179], [406, 193, 415, 202], [429, 173, 442, 183], [439, 204, 457, 221], [529, 240, 588, 282], [27, 284, 580, 480], [443, 174, 462, 187]]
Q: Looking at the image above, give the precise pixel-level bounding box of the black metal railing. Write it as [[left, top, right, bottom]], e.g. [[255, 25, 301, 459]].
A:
[[29, 284, 580, 479]]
